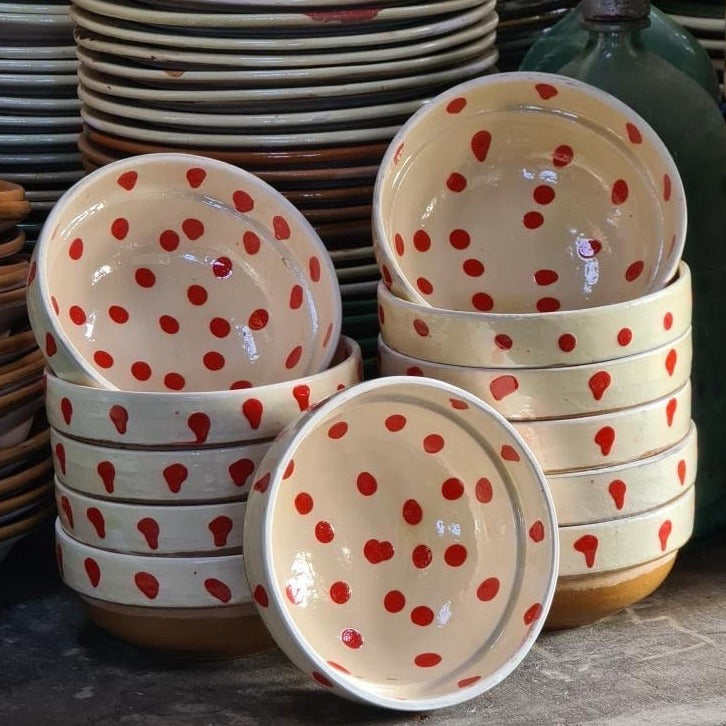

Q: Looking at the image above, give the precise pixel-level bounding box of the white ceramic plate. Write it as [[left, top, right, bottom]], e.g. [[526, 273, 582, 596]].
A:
[[0, 96, 81, 112], [668, 13, 725, 33]]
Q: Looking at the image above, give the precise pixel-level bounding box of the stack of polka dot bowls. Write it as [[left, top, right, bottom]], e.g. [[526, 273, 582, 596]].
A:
[[375, 72, 697, 629], [26, 152, 363, 657]]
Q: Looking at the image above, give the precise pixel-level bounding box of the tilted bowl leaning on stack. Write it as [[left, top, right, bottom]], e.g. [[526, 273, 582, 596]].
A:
[[375, 71, 696, 628], [26, 152, 364, 657]]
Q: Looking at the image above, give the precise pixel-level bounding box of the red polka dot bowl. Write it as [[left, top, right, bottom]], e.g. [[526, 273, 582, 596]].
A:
[[55, 519, 251, 608], [243, 376, 557, 710], [379, 327, 691, 420], [44, 336, 361, 446], [373, 72, 685, 313], [548, 423, 696, 526], [27, 153, 341, 392], [55, 478, 246, 555], [558, 482, 694, 577], [511, 381, 691, 473], [377, 262, 691, 368], [51, 428, 267, 502]]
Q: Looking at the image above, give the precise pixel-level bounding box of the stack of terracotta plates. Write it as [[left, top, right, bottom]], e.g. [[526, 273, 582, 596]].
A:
[[375, 73, 696, 628], [495, 0, 578, 70], [0, 180, 52, 564], [0, 1, 84, 247], [69, 0, 499, 377]]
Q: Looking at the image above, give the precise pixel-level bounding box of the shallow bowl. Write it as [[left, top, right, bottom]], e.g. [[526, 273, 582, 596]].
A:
[[45, 336, 361, 446], [243, 376, 557, 711], [373, 72, 685, 312], [28, 153, 341, 391]]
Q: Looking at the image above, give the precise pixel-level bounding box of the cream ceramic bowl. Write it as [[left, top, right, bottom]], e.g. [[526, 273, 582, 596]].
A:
[[379, 328, 691, 419], [28, 153, 341, 391], [243, 377, 557, 711], [45, 336, 361, 446], [56, 519, 251, 607], [558, 483, 694, 577], [51, 429, 266, 502], [513, 381, 691, 473], [548, 423, 696, 525], [55, 479, 246, 555], [373, 72, 685, 312], [377, 262, 691, 368]]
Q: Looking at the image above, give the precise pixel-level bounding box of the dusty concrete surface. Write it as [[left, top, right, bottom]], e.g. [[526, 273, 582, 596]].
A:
[[1, 522, 725, 726]]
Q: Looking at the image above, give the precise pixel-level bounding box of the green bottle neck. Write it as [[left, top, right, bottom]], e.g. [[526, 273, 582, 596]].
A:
[[583, 28, 645, 58]]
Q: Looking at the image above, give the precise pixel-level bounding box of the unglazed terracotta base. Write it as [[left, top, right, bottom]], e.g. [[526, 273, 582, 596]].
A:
[[545, 551, 677, 630], [82, 596, 277, 659]]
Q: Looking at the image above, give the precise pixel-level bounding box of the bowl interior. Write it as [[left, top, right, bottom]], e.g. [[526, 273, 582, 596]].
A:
[[376, 74, 684, 313], [266, 380, 555, 705], [38, 154, 340, 391]]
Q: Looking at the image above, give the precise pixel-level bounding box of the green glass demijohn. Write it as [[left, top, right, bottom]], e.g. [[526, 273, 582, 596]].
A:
[[527, 0, 726, 541]]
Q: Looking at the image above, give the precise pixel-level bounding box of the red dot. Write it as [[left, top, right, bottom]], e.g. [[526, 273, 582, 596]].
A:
[[477, 577, 500, 601], [377, 305, 385, 326], [131, 361, 151, 381], [449, 229, 470, 249], [423, 434, 444, 453], [357, 472, 377, 496], [413, 230, 431, 252], [330, 581, 351, 604], [463, 259, 485, 277], [111, 217, 129, 240], [283, 460, 295, 479], [537, 297, 560, 312], [51, 296, 59, 315], [663, 174, 672, 202], [533, 185, 556, 205], [159, 229, 179, 251], [253, 584, 268, 607], [447, 173, 467, 192], [328, 422, 348, 440], [233, 190, 254, 212], [663, 312, 673, 330], [412, 544, 432, 569], [501, 445, 520, 461], [394, 233, 404, 256], [248, 308, 269, 330], [411, 606, 434, 627], [182, 218, 205, 240], [476, 477, 493, 503], [135, 268, 156, 288], [187, 285, 208, 305], [534, 269, 559, 286], [203, 351, 225, 371], [230, 380, 252, 389], [617, 327, 633, 346], [625, 260, 644, 281], [93, 351, 114, 369], [458, 676, 482, 688], [441, 478, 464, 500], [289, 284, 303, 310], [558, 333, 576, 352], [286, 584, 303, 604], [381, 264, 392, 286], [472, 292, 494, 311], [553, 144, 574, 167], [406, 366, 424, 376], [312, 671, 333, 688], [285, 346, 303, 369], [294, 492, 313, 515], [416, 277, 433, 295], [444, 544, 468, 567], [213, 256, 233, 278], [243, 230, 260, 254], [69, 305, 86, 325], [402, 498, 423, 525], [109, 305, 129, 323], [495, 334, 512, 350], [159, 315, 179, 334], [449, 398, 469, 410], [384, 590, 406, 613], [68, 237, 83, 260], [447, 97, 467, 113], [523, 211, 544, 230], [328, 661, 350, 674], [164, 372, 185, 390], [315, 521, 335, 543], [413, 319, 429, 337], [209, 317, 230, 337], [524, 603, 543, 625], [341, 628, 362, 649], [611, 179, 629, 204], [273, 216, 291, 240], [414, 652, 441, 668]]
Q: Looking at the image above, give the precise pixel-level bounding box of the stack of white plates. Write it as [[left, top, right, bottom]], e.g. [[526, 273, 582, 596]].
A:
[[0, 2, 84, 246], [69, 0, 500, 378]]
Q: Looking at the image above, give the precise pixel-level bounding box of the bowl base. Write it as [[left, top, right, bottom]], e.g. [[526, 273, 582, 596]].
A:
[[83, 596, 277, 660], [545, 551, 677, 630]]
